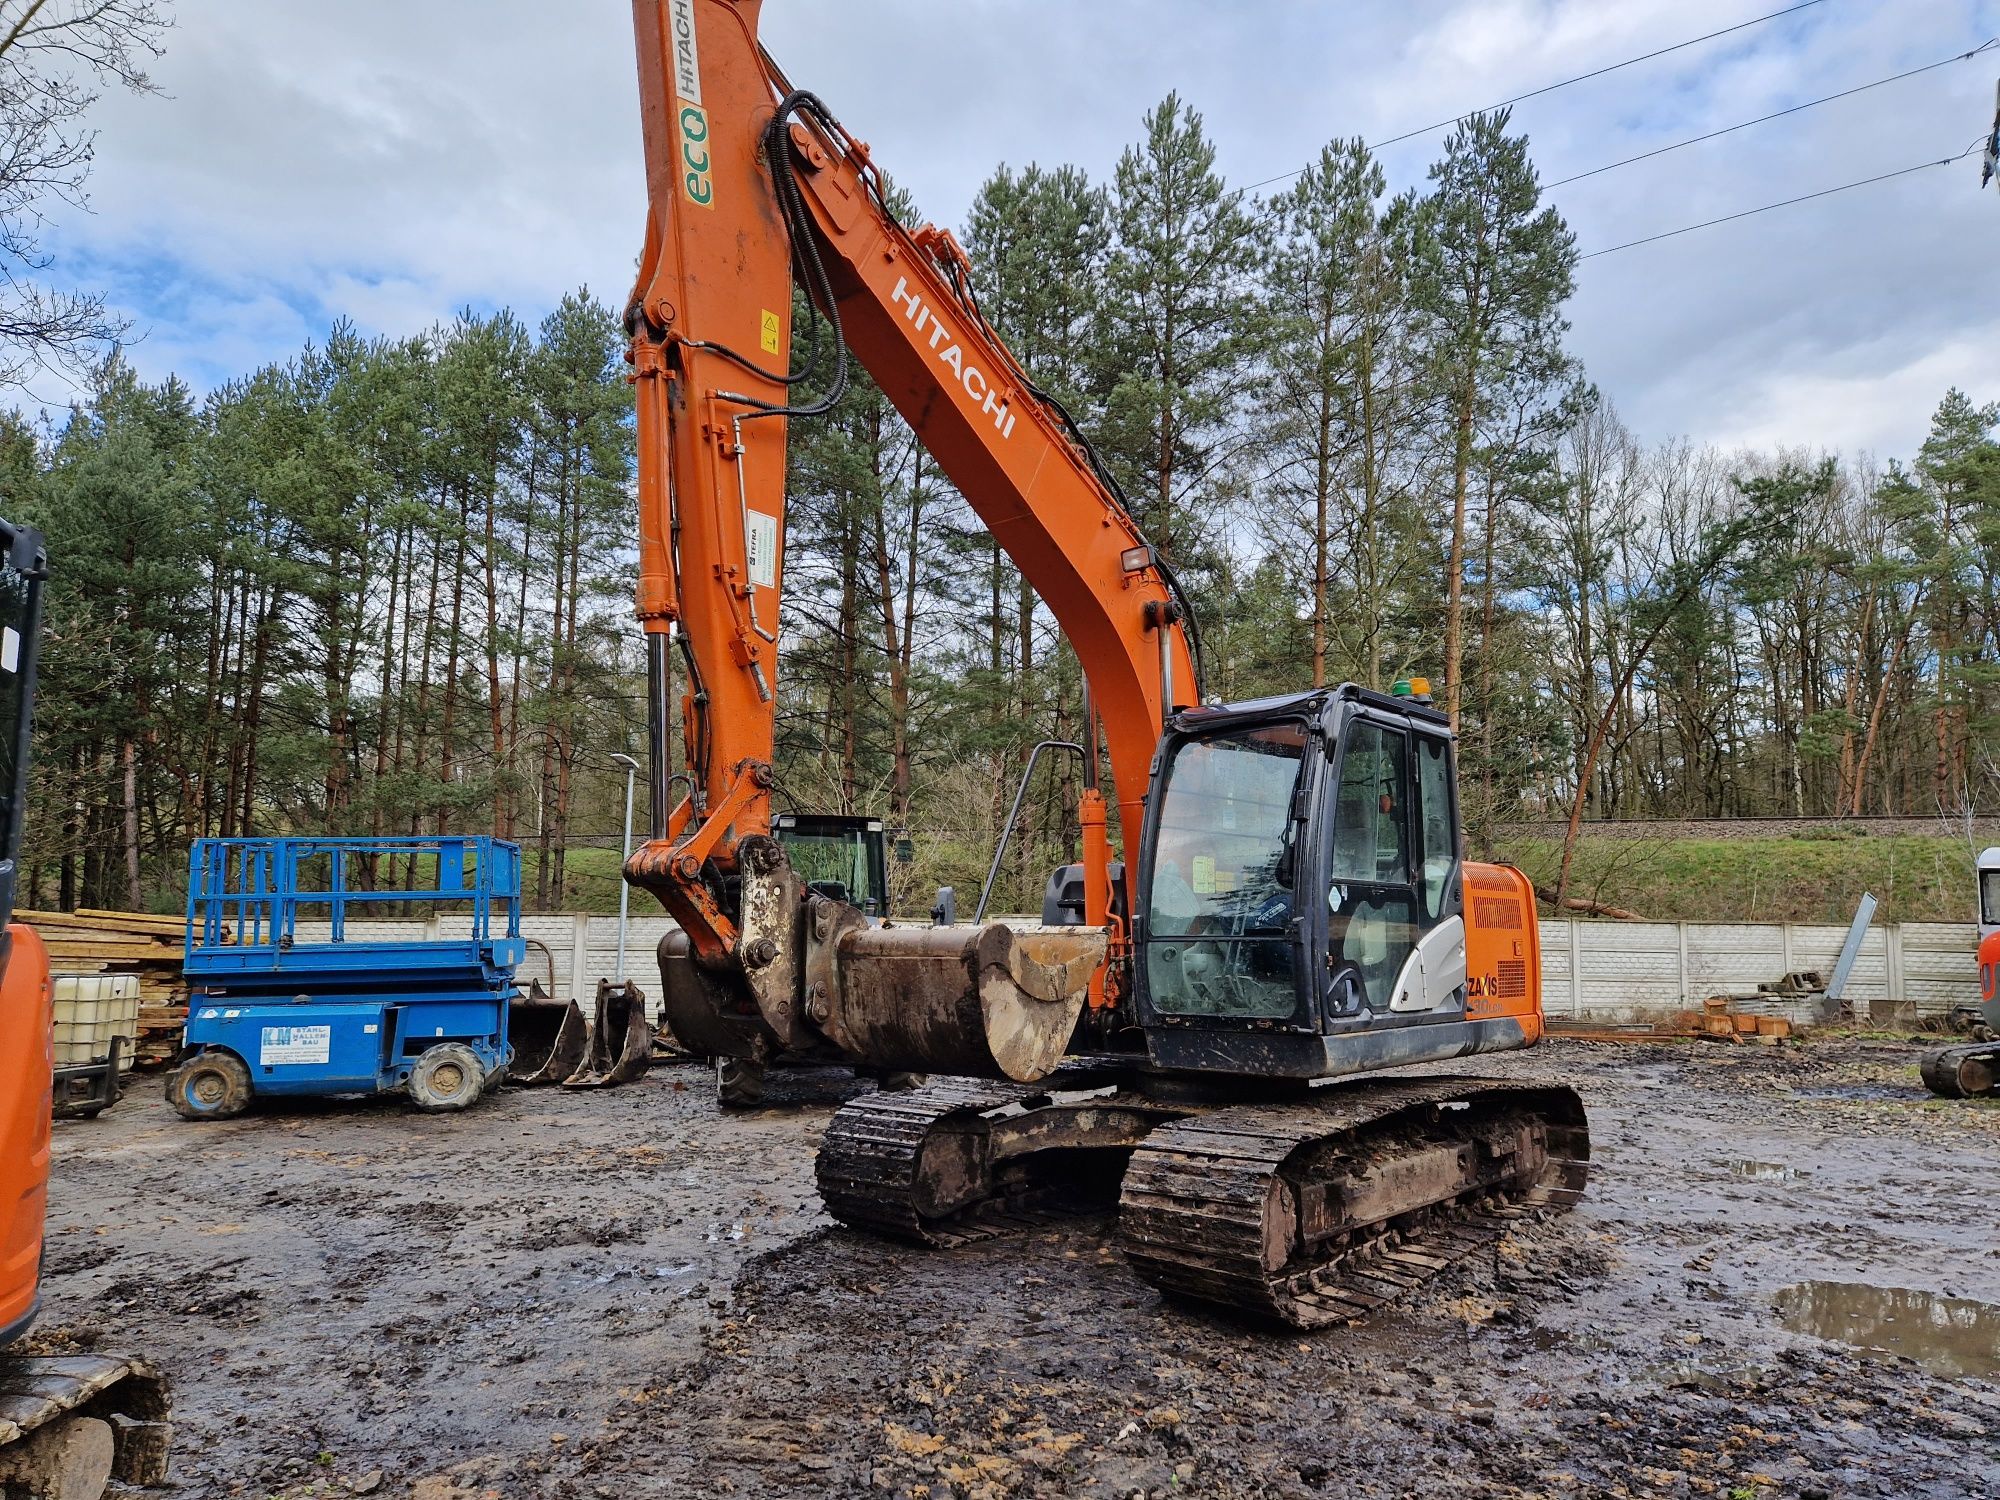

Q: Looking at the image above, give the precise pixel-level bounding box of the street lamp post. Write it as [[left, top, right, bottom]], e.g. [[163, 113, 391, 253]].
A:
[[609, 753, 640, 983]]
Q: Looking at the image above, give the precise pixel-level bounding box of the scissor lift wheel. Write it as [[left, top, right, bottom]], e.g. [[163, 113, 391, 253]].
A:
[[408, 1044, 486, 1113], [165, 1052, 251, 1122]]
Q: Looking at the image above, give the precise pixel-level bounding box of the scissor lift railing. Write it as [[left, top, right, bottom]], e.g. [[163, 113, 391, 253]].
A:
[[185, 837, 524, 984]]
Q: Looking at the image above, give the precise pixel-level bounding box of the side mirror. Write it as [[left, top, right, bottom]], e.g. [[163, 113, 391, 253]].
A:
[[930, 886, 957, 927]]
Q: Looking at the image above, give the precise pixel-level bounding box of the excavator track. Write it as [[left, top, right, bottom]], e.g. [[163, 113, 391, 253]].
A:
[[1920, 1043, 1999, 1098], [1118, 1079, 1590, 1329], [818, 1079, 1099, 1245], [816, 1075, 1182, 1247], [817, 1074, 1591, 1330]]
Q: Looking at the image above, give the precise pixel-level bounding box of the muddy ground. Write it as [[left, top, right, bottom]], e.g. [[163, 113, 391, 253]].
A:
[[29, 1037, 2000, 1499]]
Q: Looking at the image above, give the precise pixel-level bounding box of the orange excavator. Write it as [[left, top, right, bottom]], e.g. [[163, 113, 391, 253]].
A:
[[621, 0, 1590, 1325], [0, 519, 170, 1496]]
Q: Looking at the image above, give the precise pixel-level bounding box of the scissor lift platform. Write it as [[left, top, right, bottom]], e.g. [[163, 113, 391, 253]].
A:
[[167, 837, 525, 1118]]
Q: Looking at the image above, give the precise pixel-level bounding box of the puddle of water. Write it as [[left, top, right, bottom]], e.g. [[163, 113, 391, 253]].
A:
[[1789, 1083, 1921, 1102], [1775, 1282, 2000, 1379], [1732, 1160, 1807, 1181], [1523, 1325, 1614, 1354]]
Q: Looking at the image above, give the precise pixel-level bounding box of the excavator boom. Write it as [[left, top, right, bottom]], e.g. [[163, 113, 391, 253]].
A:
[[624, 0, 1193, 978], [620, 0, 1204, 1085]]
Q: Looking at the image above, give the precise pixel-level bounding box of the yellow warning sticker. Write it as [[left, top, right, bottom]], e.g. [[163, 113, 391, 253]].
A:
[[1191, 855, 1215, 895], [761, 309, 782, 355]]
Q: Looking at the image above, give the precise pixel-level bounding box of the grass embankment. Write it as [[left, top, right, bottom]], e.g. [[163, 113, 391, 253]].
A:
[[1498, 831, 1979, 925], [546, 830, 1981, 925], [532, 844, 627, 915]]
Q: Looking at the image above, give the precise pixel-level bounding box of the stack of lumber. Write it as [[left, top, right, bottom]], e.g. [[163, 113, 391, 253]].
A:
[[18, 908, 197, 1069], [1697, 995, 1793, 1042], [1549, 1002, 1793, 1045]]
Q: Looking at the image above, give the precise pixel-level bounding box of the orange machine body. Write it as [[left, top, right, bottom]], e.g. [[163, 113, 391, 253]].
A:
[[1461, 863, 1544, 1044], [0, 925, 53, 1344], [623, 0, 1195, 971], [1979, 928, 2000, 1015], [621, 1, 1551, 1078]]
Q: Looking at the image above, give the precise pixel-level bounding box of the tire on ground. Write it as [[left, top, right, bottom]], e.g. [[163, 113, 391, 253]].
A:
[[716, 1055, 765, 1108], [166, 1050, 252, 1121], [407, 1043, 487, 1113]]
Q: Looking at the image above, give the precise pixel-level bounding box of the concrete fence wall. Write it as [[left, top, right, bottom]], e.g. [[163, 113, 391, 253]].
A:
[[1540, 918, 1978, 1022], [293, 914, 679, 1016], [292, 913, 1982, 1026]]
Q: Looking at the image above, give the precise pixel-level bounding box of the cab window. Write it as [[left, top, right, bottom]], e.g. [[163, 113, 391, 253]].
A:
[[1144, 723, 1305, 1020], [782, 827, 881, 913], [1327, 721, 1408, 885], [1415, 733, 1457, 921], [1325, 719, 1414, 1012]]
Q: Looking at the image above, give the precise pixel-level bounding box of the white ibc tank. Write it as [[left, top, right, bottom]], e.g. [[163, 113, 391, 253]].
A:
[[52, 973, 141, 1072]]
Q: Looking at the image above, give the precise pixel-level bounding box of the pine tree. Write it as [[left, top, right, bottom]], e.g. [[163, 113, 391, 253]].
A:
[[1904, 388, 2000, 808], [1260, 137, 1406, 690], [965, 162, 1114, 875], [1098, 93, 1265, 573], [1404, 110, 1576, 730]]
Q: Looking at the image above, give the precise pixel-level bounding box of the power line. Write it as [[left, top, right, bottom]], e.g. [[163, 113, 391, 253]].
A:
[[1545, 37, 1999, 190], [1579, 139, 1985, 258], [1241, 0, 1831, 195], [1372, 0, 1830, 149]]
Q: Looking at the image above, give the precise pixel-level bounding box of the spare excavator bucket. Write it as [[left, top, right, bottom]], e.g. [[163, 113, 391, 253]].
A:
[[507, 981, 590, 1088], [562, 979, 653, 1089]]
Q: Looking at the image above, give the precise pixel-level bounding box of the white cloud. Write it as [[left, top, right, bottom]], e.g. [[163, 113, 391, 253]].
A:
[[1702, 334, 2000, 453], [27, 0, 2000, 460]]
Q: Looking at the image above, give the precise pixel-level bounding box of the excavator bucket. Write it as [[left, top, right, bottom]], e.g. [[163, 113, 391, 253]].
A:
[[507, 982, 590, 1087], [562, 979, 653, 1089], [658, 903, 1107, 1086], [810, 922, 1108, 1083]]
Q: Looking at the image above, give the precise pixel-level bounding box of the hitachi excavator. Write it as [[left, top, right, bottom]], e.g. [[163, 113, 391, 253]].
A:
[[621, 0, 1590, 1326]]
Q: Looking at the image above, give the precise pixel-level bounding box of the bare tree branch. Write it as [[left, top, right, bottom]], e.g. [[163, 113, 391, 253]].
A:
[[0, 0, 171, 386]]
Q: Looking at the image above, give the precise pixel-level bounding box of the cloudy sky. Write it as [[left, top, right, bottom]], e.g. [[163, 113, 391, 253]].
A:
[[35, 0, 2000, 459]]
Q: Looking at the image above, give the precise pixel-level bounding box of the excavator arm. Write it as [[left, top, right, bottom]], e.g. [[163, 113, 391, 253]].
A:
[[623, 0, 1195, 1043]]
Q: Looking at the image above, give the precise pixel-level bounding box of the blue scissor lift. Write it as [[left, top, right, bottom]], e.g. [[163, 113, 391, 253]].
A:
[[167, 837, 526, 1119]]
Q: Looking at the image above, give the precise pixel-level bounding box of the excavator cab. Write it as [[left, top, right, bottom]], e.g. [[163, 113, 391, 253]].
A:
[[773, 814, 889, 919], [1135, 686, 1538, 1080]]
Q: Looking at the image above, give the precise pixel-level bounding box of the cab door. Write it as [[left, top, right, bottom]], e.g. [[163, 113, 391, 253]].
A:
[[1319, 712, 1464, 1023]]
